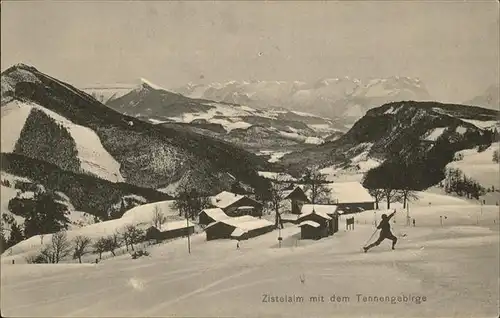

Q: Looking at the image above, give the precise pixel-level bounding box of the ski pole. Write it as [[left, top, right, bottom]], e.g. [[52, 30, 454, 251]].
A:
[[364, 228, 379, 246]]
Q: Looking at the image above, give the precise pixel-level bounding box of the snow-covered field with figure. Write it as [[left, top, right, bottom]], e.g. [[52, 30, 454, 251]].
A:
[[2, 192, 499, 318]]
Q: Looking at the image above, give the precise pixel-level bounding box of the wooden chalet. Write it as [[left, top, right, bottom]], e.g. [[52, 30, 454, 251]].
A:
[[210, 191, 263, 217], [283, 186, 310, 214], [145, 220, 195, 242]]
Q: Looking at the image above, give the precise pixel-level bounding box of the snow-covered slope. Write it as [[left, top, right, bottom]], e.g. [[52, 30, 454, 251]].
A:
[[2, 200, 181, 261], [447, 142, 500, 188], [1, 196, 498, 317], [2, 100, 124, 182], [283, 101, 500, 190], [175, 76, 432, 123], [1, 63, 270, 194]]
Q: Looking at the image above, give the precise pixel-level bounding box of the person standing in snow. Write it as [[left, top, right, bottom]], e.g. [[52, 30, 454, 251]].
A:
[[363, 211, 398, 252]]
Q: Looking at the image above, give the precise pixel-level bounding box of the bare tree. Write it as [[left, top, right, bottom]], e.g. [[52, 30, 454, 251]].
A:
[[300, 166, 331, 204], [51, 231, 72, 263], [368, 189, 384, 209], [396, 189, 419, 209], [123, 225, 145, 252], [73, 235, 92, 263], [269, 173, 291, 229], [101, 236, 120, 257], [152, 205, 167, 229], [382, 188, 399, 209], [93, 238, 106, 260], [39, 246, 54, 263]]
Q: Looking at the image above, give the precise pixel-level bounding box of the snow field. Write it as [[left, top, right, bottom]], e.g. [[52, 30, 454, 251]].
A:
[[0, 100, 124, 182], [0, 102, 33, 153], [424, 127, 446, 141], [447, 143, 500, 188], [2, 202, 498, 317], [459, 118, 499, 130]]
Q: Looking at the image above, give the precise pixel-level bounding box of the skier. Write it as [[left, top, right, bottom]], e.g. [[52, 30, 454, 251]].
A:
[[363, 211, 398, 252]]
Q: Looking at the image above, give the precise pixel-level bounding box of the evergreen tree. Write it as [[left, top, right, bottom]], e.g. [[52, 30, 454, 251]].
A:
[[230, 181, 247, 195], [173, 188, 210, 220], [7, 222, 24, 248], [0, 233, 6, 254], [24, 190, 70, 238], [493, 149, 499, 163]]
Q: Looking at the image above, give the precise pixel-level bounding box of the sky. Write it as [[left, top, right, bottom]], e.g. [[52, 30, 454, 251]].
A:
[[1, 1, 499, 103]]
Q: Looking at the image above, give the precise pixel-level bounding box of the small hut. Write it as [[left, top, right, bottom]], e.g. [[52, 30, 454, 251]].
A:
[[298, 221, 323, 240]]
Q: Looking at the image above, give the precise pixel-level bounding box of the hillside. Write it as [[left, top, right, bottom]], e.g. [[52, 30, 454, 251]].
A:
[[0, 153, 172, 221], [104, 80, 344, 152], [175, 77, 432, 124], [1, 64, 271, 196], [281, 101, 500, 188]]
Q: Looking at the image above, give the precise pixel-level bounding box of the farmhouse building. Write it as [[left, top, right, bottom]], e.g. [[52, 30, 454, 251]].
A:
[[325, 182, 375, 213], [204, 215, 274, 241], [198, 208, 230, 226], [210, 191, 263, 217], [283, 186, 310, 214], [145, 220, 195, 242]]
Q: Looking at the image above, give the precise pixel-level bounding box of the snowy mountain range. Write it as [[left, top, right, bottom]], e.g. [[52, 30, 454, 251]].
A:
[[174, 77, 432, 123], [0, 64, 271, 221], [99, 79, 346, 152], [466, 84, 500, 110]]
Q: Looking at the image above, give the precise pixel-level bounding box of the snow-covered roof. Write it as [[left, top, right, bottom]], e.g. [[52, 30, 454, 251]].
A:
[[206, 215, 273, 232], [282, 187, 308, 200], [326, 182, 375, 204], [200, 208, 230, 221], [301, 204, 338, 215], [299, 205, 333, 220], [298, 221, 320, 228], [282, 190, 293, 198], [210, 191, 245, 209], [257, 171, 296, 181], [236, 206, 255, 210], [231, 228, 247, 237], [151, 220, 194, 232], [280, 214, 299, 221]]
